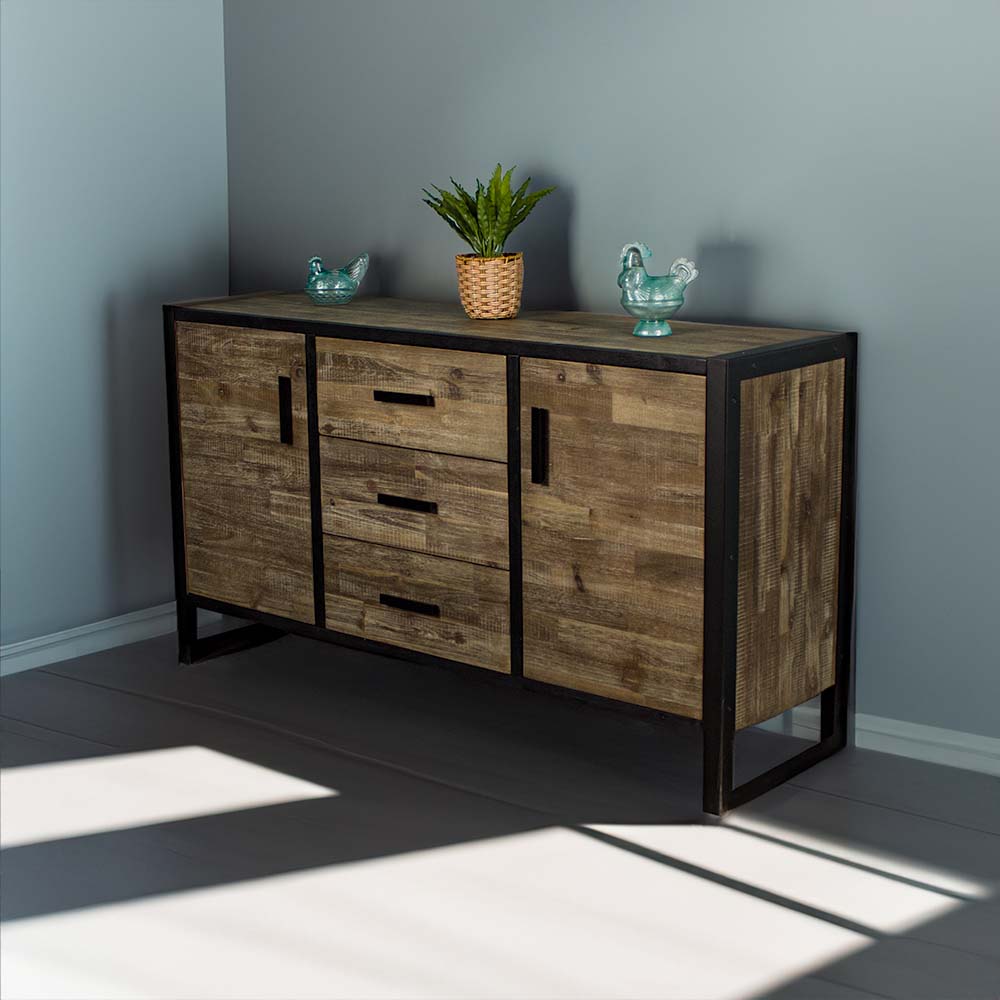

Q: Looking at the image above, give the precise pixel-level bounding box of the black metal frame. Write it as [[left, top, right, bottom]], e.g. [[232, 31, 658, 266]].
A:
[[164, 304, 857, 814], [305, 336, 326, 629], [506, 355, 525, 678], [701, 333, 858, 814]]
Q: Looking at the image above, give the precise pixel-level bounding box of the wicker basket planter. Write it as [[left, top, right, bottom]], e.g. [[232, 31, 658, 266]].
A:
[[455, 252, 523, 320]]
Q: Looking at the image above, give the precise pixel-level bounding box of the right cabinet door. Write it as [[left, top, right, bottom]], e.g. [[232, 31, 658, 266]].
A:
[[520, 359, 707, 717]]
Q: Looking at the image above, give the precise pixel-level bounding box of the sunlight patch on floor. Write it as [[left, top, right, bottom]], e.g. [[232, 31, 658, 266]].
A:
[[1, 825, 871, 1000], [0, 747, 337, 848], [589, 823, 967, 933]]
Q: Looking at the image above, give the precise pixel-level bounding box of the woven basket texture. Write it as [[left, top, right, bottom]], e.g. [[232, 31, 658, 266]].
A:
[[455, 252, 523, 319]]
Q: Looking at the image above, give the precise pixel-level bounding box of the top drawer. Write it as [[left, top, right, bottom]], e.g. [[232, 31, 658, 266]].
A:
[[316, 338, 507, 461]]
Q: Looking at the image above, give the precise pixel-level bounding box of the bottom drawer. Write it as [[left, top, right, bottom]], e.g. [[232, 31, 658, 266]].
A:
[[324, 537, 510, 673]]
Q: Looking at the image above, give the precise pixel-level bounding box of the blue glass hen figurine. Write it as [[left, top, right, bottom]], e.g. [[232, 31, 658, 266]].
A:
[[305, 253, 369, 305], [617, 242, 698, 337]]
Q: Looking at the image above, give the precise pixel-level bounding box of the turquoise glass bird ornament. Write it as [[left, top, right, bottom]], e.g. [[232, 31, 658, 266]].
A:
[[617, 242, 698, 337], [305, 253, 369, 305]]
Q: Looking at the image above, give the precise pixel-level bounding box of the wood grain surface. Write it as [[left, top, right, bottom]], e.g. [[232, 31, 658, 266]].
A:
[[315, 336, 507, 461], [177, 293, 842, 364], [735, 359, 845, 729], [520, 359, 706, 716], [324, 536, 510, 672], [320, 438, 509, 568], [175, 322, 314, 623]]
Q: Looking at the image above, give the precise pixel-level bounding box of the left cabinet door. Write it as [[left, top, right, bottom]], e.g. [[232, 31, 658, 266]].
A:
[[175, 322, 315, 624]]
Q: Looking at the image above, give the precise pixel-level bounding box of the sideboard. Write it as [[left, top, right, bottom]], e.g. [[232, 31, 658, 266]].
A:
[[164, 293, 857, 814]]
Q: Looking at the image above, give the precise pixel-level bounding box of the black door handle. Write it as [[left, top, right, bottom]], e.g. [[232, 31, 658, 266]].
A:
[[278, 376, 293, 444], [373, 390, 435, 406], [531, 406, 549, 485], [379, 593, 441, 617], [377, 493, 439, 514]]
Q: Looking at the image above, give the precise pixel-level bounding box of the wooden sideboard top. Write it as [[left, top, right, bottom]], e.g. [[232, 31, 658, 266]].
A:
[[170, 292, 846, 370]]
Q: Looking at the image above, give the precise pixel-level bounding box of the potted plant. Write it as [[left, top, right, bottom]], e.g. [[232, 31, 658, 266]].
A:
[[423, 164, 554, 319]]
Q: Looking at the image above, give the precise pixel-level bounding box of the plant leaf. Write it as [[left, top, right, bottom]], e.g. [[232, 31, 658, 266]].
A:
[[509, 179, 529, 233], [492, 167, 511, 250], [476, 182, 493, 256], [423, 199, 468, 241], [487, 164, 502, 252], [425, 168, 554, 256], [426, 184, 480, 251], [450, 177, 478, 217], [488, 165, 503, 252], [437, 186, 479, 246]]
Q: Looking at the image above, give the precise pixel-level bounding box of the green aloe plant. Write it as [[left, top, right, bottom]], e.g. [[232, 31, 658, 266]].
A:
[[423, 164, 555, 258]]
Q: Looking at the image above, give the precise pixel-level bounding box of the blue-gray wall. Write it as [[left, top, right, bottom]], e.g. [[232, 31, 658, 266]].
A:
[[0, 1, 229, 646], [223, 0, 1000, 738]]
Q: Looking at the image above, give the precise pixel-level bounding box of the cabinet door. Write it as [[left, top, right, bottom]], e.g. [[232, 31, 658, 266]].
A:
[[520, 359, 706, 716], [175, 322, 314, 624]]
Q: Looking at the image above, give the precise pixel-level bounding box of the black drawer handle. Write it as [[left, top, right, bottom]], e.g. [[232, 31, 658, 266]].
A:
[[377, 493, 438, 514], [278, 376, 293, 444], [373, 390, 435, 406], [531, 406, 549, 485], [379, 593, 441, 617]]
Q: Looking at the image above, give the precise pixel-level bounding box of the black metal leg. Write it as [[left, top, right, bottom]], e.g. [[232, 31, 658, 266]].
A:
[[190, 621, 285, 662], [702, 707, 734, 817], [820, 685, 838, 739], [728, 656, 851, 809], [177, 596, 198, 665], [706, 664, 850, 814], [177, 594, 284, 665], [506, 355, 524, 679], [702, 357, 739, 815]]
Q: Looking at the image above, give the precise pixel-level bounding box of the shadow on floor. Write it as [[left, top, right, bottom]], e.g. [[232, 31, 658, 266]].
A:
[[2, 633, 998, 998]]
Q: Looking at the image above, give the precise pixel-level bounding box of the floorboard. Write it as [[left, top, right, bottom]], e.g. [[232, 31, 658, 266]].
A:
[[788, 745, 1000, 835], [2, 633, 998, 999]]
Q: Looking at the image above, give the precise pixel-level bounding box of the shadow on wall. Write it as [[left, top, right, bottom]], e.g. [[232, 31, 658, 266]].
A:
[[690, 238, 759, 325], [102, 242, 226, 611], [103, 289, 170, 613], [516, 169, 577, 311], [367, 249, 404, 299]]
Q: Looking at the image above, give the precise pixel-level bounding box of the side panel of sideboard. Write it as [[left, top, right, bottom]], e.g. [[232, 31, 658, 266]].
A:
[[735, 359, 846, 729], [702, 337, 855, 814]]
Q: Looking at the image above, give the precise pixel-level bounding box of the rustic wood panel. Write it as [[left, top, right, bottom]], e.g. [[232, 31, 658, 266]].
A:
[[324, 537, 510, 672], [315, 337, 507, 460], [320, 438, 508, 568], [520, 360, 706, 716], [176, 322, 314, 623], [178, 293, 844, 363], [736, 359, 845, 729]]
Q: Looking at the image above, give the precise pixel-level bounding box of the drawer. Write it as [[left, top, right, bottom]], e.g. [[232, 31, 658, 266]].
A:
[[315, 337, 507, 461], [321, 438, 509, 568], [324, 536, 510, 673]]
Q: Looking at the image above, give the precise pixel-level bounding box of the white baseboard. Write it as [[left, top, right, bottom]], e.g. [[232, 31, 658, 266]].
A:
[[0, 603, 225, 676], [763, 704, 1000, 777]]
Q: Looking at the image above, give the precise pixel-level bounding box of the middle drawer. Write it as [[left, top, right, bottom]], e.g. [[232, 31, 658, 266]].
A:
[[320, 438, 509, 568]]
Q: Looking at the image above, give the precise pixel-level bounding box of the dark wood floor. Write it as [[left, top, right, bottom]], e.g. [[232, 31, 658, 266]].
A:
[[2, 633, 999, 999]]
